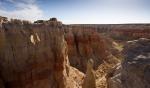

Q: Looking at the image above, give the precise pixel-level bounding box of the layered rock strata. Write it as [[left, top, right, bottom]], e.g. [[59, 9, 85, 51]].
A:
[[65, 27, 113, 72], [0, 18, 84, 88]]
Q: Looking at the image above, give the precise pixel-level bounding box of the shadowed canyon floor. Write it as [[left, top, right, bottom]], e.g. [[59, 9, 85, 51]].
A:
[[0, 16, 150, 88]]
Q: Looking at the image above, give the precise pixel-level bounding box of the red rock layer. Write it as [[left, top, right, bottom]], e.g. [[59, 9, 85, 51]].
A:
[[65, 26, 111, 72]]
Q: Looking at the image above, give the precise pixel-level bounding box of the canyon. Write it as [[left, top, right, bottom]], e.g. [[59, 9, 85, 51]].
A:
[[0, 16, 150, 88]]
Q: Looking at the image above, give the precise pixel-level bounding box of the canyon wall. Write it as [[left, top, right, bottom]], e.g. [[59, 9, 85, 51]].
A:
[[72, 24, 150, 40], [0, 18, 84, 88], [65, 26, 114, 72], [64, 26, 119, 88], [0, 17, 121, 88]]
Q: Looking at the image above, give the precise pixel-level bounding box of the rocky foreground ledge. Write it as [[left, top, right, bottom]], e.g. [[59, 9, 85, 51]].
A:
[[107, 38, 150, 88]]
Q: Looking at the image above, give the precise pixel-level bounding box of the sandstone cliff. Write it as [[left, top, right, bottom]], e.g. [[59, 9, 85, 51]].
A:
[[0, 18, 84, 88]]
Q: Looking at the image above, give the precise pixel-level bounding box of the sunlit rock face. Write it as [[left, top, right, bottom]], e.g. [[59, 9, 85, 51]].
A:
[[0, 18, 84, 88]]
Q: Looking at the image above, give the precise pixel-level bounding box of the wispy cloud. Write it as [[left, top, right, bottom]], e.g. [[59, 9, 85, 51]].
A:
[[0, 0, 43, 21]]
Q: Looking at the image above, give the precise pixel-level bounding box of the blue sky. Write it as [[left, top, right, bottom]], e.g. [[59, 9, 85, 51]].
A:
[[0, 0, 150, 24]]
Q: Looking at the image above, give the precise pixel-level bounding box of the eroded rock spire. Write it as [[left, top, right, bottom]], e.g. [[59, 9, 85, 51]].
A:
[[82, 59, 96, 88]]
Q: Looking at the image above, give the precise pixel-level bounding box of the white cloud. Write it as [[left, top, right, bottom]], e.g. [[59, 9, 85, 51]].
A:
[[4, 0, 36, 4], [0, 0, 43, 21]]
